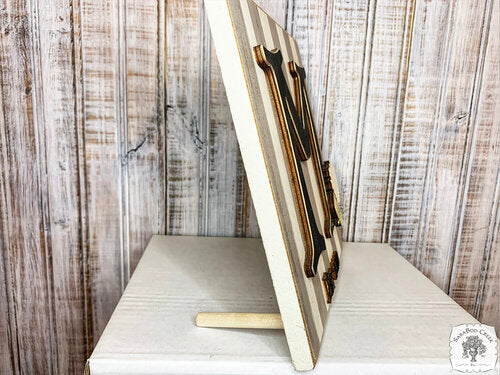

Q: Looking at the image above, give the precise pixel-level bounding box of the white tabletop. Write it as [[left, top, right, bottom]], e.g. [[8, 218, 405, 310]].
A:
[[87, 235, 494, 374]]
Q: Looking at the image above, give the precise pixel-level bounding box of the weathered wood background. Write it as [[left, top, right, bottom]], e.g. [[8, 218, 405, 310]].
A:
[[0, 0, 498, 373]]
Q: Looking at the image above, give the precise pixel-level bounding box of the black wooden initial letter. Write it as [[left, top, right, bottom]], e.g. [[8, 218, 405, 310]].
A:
[[254, 45, 327, 277]]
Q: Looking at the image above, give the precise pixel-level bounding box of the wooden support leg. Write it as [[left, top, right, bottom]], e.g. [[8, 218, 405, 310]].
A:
[[195, 312, 283, 329]]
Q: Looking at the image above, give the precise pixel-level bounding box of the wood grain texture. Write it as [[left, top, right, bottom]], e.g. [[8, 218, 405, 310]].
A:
[[417, 0, 489, 289], [206, 35, 245, 237], [165, 0, 202, 235], [389, 0, 455, 263], [474, 0, 500, 329], [0, 0, 499, 373], [0, 242, 15, 375], [0, 4, 21, 373], [33, 0, 88, 372], [351, 0, 412, 243], [449, 0, 500, 327], [0, 1, 56, 374], [78, 0, 124, 344], [123, 0, 165, 274], [320, 0, 371, 240], [390, 0, 491, 289]]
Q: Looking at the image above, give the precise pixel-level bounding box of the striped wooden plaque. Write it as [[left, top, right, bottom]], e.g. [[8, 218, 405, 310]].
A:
[[204, 0, 343, 370]]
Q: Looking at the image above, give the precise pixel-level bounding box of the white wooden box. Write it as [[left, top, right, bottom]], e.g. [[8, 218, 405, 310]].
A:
[[85, 235, 497, 374]]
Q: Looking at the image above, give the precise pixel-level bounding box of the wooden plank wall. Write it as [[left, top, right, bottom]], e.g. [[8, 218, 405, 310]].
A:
[[0, 0, 498, 373]]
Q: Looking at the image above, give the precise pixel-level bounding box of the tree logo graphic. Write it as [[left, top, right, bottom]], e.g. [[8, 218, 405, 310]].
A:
[[462, 336, 487, 363], [450, 324, 498, 372]]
